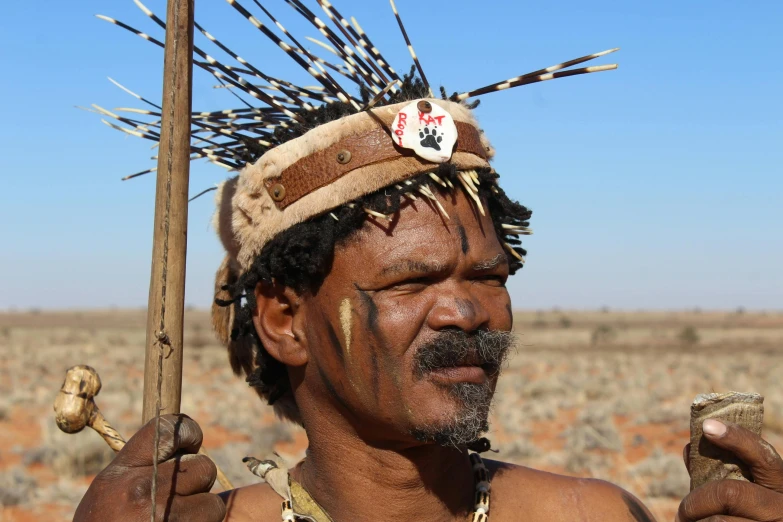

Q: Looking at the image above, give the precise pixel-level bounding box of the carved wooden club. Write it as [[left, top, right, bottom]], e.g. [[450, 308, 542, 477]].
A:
[[54, 365, 233, 491], [53, 365, 125, 452]]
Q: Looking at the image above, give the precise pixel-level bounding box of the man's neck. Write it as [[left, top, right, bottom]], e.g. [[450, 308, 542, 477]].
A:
[[290, 421, 476, 521]]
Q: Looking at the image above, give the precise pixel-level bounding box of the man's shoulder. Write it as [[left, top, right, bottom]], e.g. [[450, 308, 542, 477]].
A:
[[484, 459, 655, 522], [216, 459, 656, 522], [219, 482, 284, 522]]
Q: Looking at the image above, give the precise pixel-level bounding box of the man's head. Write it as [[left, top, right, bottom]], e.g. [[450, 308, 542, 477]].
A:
[[216, 160, 530, 450], [253, 182, 517, 448], [206, 72, 532, 450], [93, 0, 617, 452]]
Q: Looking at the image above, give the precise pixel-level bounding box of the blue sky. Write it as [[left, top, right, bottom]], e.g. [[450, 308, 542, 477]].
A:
[[1, 0, 781, 310]]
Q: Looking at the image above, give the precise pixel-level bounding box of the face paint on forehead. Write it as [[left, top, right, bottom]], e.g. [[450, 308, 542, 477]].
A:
[[457, 224, 469, 255]]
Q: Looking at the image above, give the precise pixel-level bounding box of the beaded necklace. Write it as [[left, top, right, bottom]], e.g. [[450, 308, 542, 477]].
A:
[[280, 453, 491, 521], [470, 453, 492, 521]]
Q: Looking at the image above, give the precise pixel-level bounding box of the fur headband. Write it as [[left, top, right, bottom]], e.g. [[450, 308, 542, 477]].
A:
[[214, 98, 494, 271]]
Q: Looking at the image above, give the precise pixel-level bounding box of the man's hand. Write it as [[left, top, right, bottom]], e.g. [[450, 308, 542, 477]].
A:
[[74, 414, 226, 522], [678, 419, 783, 522]]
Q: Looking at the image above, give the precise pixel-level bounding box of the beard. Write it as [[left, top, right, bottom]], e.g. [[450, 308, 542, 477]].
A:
[[409, 329, 515, 448]]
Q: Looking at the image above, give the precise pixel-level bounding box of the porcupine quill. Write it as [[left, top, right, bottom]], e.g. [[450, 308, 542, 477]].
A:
[[389, 0, 432, 97], [93, 0, 618, 193]]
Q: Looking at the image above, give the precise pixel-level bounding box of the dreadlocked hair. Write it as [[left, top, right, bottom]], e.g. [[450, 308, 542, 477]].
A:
[[215, 71, 531, 435]]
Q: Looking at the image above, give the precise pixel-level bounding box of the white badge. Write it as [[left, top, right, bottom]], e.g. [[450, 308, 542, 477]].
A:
[[391, 100, 458, 163]]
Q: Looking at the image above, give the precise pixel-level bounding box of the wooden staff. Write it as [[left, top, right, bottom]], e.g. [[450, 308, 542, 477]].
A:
[[141, 1, 197, 517], [141, 0, 195, 424]]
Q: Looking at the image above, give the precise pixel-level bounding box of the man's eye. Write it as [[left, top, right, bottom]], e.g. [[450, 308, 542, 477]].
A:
[[399, 277, 430, 286], [474, 275, 507, 287], [389, 277, 431, 290]]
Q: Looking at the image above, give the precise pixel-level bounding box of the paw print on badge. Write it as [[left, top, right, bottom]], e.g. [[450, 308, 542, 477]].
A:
[[419, 126, 443, 151]]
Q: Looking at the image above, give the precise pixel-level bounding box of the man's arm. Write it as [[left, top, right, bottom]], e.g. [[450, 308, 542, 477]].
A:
[[581, 480, 656, 522], [557, 478, 656, 522], [218, 483, 283, 522]]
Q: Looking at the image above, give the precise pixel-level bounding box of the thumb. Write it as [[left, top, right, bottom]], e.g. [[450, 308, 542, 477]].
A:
[[114, 414, 203, 467], [702, 419, 783, 493]]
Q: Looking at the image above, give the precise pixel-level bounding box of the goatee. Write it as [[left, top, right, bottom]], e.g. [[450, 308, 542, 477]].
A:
[[410, 329, 515, 447]]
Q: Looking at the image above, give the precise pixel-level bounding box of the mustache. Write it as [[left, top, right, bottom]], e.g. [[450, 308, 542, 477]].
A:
[[413, 329, 515, 378]]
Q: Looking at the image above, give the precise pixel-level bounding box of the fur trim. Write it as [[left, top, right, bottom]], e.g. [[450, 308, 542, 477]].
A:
[[231, 99, 493, 270], [212, 177, 241, 260], [244, 99, 489, 184], [211, 254, 238, 347]]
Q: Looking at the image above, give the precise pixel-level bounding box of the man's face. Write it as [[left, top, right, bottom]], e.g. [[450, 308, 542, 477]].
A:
[[294, 188, 515, 447]]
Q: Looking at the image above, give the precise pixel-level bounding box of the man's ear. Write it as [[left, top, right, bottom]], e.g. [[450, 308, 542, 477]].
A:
[[252, 282, 308, 367]]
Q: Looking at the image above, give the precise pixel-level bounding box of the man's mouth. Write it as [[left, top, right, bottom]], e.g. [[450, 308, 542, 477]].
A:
[[428, 359, 499, 385], [429, 365, 488, 384], [412, 329, 513, 383]]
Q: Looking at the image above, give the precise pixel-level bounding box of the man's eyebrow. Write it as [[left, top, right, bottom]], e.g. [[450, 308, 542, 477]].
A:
[[472, 254, 506, 271], [379, 259, 445, 277]]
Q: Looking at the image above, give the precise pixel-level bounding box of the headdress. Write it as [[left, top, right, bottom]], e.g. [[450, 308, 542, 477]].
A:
[[92, 0, 618, 421]]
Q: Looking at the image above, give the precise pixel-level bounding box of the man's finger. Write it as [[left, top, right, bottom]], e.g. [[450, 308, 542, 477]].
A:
[[166, 492, 226, 522], [115, 414, 203, 467], [155, 454, 218, 496], [702, 419, 783, 493], [677, 478, 782, 521]]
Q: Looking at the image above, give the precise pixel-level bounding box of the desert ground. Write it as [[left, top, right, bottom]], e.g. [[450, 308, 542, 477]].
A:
[[1, 308, 782, 521]]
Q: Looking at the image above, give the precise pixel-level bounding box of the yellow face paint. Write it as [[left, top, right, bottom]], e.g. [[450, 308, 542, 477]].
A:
[[339, 298, 352, 356], [339, 298, 362, 395]]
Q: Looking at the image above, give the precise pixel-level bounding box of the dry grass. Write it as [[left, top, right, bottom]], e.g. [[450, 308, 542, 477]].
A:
[[1, 309, 782, 521]]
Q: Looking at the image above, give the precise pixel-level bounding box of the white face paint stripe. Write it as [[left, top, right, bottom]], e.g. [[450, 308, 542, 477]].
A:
[[339, 298, 353, 356]]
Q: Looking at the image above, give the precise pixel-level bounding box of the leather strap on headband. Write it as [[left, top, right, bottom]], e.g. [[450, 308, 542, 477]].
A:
[[264, 120, 488, 210]]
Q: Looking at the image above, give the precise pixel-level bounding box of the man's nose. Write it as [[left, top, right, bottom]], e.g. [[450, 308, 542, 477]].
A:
[[427, 285, 491, 332]]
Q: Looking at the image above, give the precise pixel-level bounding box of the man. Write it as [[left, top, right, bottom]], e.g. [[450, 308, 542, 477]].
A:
[[78, 2, 783, 520]]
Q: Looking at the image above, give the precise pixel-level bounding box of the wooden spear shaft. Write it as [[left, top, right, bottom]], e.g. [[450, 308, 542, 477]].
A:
[[141, 0, 195, 424]]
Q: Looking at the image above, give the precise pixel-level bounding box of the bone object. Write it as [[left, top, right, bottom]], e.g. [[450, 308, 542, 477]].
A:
[[243, 455, 291, 500], [689, 391, 764, 490], [54, 365, 233, 491], [54, 365, 125, 451]]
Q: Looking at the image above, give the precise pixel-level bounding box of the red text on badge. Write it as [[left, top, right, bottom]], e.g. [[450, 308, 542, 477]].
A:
[[394, 111, 408, 145], [418, 112, 445, 126]]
